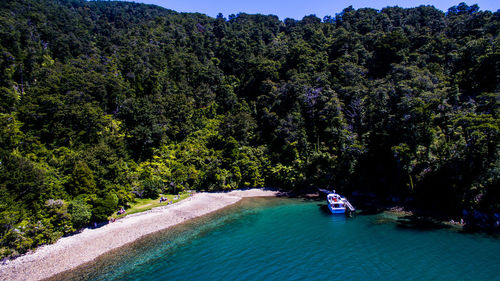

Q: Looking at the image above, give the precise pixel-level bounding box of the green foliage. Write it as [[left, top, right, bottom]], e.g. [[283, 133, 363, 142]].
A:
[[140, 179, 163, 199], [69, 199, 92, 229], [0, 0, 499, 257], [92, 193, 119, 222], [67, 161, 96, 196], [0, 113, 23, 151], [45, 199, 73, 234]]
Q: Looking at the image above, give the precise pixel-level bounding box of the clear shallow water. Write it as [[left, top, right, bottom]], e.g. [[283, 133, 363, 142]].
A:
[[54, 198, 500, 281]]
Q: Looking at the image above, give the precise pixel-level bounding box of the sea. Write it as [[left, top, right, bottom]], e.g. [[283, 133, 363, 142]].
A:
[[51, 197, 500, 281]]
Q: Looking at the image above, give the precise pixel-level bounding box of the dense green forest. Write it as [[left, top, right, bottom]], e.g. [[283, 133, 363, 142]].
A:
[[0, 0, 498, 257]]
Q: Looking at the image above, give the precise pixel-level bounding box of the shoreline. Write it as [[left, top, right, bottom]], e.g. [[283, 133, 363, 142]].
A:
[[0, 189, 280, 281]]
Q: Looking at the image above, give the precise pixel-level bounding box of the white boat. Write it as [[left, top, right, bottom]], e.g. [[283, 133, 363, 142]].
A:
[[326, 190, 355, 214], [327, 192, 346, 214]]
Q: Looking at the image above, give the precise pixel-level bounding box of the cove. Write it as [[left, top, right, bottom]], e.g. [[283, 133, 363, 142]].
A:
[[52, 197, 500, 281]]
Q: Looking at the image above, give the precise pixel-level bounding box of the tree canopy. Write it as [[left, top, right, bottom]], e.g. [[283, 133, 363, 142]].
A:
[[0, 0, 498, 258]]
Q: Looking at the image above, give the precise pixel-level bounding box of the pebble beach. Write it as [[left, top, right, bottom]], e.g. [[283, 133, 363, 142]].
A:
[[0, 189, 279, 281]]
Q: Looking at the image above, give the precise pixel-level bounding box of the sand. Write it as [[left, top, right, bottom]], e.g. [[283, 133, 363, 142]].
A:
[[0, 189, 280, 281]]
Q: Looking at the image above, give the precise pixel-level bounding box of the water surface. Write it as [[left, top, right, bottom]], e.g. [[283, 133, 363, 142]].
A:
[[54, 197, 500, 281]]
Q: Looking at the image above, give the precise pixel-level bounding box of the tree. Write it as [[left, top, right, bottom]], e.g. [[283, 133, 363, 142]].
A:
[[69, 198, 92, 229], [67, 161, 96, 196], [92, 193, 118, 222]]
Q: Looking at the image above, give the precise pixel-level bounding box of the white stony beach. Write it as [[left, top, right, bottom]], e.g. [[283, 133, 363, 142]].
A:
[[0, 189, 279, 281]]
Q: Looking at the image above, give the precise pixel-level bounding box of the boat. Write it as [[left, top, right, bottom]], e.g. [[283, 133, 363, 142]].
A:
[[326, 190, 355, 214], [327, 192, 346, 214]]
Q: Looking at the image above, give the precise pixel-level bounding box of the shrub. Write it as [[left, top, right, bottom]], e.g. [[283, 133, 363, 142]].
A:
[[141, 179, 162, 199], [91, 193, 118, 222], [69, 199, 92, 229]]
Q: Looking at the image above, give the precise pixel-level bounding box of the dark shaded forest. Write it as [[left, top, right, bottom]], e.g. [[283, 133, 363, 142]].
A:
[[0, 0, 498, 257]]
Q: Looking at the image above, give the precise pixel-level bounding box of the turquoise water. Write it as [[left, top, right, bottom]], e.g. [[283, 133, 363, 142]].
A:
[[55, 198, 500, 281]]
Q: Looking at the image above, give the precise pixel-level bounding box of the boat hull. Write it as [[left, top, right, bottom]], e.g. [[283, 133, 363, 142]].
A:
[[328, 204, 346, 214]]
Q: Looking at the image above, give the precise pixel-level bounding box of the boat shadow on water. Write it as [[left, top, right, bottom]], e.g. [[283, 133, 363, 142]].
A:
[[318, 204, 331, 215]]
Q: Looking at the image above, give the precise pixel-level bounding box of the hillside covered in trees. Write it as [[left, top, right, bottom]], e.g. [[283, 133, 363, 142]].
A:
[[0, 0, 498, 257]]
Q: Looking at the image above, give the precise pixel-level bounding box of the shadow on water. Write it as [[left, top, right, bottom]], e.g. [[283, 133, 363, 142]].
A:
[[396, 215, 451, 231], [356, 208, 386, 216], [454, 223, 500, 237], [318, 204, 331, 216]]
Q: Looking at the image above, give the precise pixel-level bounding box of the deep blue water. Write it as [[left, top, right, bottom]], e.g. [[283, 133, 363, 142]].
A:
[[54, 198, 500, 281]]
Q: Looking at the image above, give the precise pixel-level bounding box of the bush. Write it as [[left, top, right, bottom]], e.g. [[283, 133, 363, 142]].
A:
[[91, 193, 118, 222], [141, 179, 162, 199], [69, 199, 92, 229]]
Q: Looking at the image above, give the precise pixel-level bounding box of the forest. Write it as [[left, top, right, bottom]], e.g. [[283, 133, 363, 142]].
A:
[[0, 0, 498, 258]]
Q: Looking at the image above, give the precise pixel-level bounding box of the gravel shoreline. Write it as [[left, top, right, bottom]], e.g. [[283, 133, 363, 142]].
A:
[[0, 189, 279, 281]]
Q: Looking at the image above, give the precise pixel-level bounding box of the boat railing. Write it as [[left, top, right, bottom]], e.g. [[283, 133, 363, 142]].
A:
[[344, 200, 356, 212]]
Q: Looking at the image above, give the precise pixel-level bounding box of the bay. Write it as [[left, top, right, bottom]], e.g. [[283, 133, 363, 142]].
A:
[[53, 197, 500, 281]]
